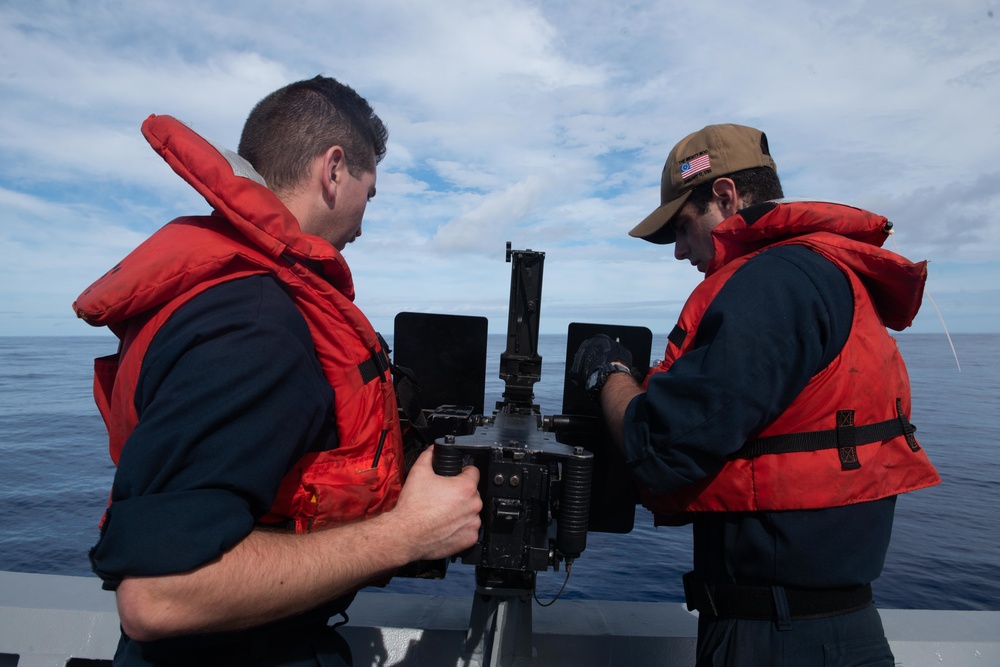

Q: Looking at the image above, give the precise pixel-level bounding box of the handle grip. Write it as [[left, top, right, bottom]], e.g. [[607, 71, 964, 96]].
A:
[[432, 442, 464, 476]]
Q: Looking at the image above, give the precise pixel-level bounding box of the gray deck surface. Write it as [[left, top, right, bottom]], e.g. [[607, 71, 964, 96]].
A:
[[2, 571, 998, 666]]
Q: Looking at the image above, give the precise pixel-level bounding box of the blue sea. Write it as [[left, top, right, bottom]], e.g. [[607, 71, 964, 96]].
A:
[[0, 333, 997, 611]]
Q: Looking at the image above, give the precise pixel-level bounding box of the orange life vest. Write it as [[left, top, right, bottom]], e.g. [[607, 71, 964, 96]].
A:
[[74, 115, 404, 531], [641, 201, 940, 519]]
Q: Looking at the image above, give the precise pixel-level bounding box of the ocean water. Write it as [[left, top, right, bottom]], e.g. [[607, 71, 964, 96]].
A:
[[0, 333, 997, 611]]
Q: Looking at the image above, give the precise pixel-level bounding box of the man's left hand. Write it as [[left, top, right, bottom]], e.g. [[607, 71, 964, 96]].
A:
[[570, 334, 634, 399]]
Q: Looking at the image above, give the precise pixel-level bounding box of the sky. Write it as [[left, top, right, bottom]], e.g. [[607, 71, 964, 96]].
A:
[[1, 0, 998, 340]]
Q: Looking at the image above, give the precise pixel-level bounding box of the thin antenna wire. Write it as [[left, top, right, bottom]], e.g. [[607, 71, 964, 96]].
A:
[[922, 291, 961, 373], [888, 229, 961, 372]]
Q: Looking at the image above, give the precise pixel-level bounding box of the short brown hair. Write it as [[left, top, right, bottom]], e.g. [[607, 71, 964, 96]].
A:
[[238, 76, 389, 194]]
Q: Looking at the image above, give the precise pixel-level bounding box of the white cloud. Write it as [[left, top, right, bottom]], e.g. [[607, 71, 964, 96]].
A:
[[1, 0, 998, 336]]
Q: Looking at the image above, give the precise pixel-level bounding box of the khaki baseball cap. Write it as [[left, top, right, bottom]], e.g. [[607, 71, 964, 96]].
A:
[[629, 124, 777, 244]]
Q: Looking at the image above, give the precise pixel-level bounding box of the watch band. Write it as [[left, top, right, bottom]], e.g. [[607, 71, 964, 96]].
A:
[[585, 361, 632, 400]]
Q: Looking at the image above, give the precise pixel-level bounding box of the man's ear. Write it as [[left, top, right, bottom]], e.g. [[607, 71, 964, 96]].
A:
[[711, 177, 740, 217], [321, 145, 347, 201]]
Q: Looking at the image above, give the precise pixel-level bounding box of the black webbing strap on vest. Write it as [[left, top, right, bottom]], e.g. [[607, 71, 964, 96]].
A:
[[734, 403, 918, 471], [837, 410, 861, 471], [357, 333, 392, 384], [682, 572, 873, 621], [366, 333, 432, 474], [667, 324, 687, 349], [362, 332, 426, 432], [897, 397, 922, 452]]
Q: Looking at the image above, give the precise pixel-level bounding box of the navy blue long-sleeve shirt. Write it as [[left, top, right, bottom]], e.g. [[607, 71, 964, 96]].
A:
[[623, 245, 896, 588], [91, 275, 334, 584], [89, 275, 352, 666]]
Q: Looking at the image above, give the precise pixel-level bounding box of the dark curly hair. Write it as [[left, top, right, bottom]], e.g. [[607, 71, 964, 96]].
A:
[[687, 166, 784, 214]]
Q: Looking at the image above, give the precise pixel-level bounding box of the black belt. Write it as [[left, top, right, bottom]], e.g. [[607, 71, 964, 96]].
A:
[[683, 572, 872, 621]]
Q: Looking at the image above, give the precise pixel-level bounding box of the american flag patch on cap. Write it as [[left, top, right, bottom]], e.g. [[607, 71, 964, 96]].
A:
[[680, 152, 711, 180]]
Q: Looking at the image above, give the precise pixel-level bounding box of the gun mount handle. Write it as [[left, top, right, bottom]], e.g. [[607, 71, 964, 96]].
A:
[[432, 441, 464, 476]]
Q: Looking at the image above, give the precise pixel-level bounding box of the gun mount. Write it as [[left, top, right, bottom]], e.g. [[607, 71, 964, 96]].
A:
[[392, 243, 651, 666]]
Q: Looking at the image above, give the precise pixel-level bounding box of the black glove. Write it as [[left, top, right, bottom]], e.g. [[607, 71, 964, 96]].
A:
[[570, 334, 634, 400]]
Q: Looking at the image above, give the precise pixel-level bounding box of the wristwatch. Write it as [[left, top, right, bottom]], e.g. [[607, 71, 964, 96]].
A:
[[585, 361, 632, 400]]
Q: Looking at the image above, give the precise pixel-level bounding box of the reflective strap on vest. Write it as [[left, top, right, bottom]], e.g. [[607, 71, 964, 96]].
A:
[[735, 405, 917, 471]]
